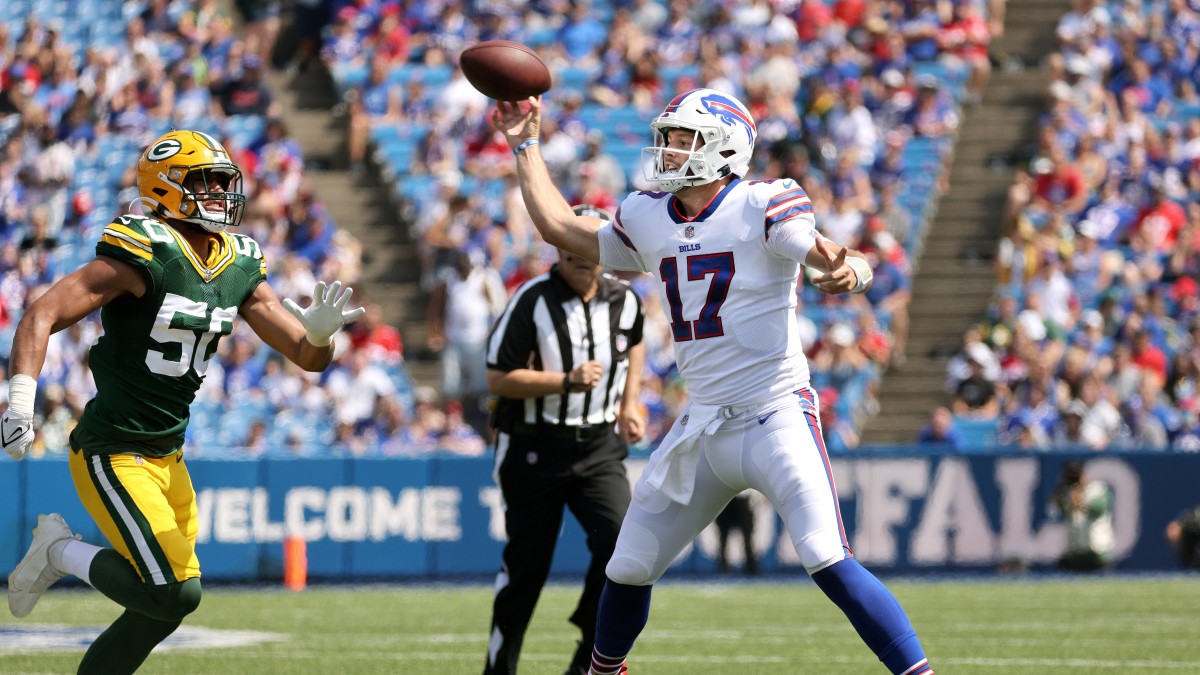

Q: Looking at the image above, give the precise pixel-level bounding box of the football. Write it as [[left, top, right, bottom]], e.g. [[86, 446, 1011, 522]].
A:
[[459, 40, 551, 101]]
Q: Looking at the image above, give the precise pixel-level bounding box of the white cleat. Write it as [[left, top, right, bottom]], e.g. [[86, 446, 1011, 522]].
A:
[[8, 513, 79, 618]]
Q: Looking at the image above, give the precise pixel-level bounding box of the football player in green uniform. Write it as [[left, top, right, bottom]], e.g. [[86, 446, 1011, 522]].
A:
[[1, 130, 365, 673]]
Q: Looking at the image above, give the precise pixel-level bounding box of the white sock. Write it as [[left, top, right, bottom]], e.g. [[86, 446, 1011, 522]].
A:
[[49, 539, 102, 586]]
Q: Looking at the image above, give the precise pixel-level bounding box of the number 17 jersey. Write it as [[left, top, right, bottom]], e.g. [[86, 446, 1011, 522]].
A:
[[597, 177, 819, 407], [71, 215, 267, 458]]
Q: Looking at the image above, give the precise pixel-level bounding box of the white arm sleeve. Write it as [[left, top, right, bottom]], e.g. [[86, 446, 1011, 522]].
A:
[[598, 223, 651, 273], [763, 212, 819, 265]]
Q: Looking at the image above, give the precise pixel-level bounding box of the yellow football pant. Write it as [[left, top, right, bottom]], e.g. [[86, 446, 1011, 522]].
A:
[[69, 448, 201, 585]]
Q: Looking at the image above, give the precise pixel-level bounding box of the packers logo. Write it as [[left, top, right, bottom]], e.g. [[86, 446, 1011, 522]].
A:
[[146, 139, 183, 162]]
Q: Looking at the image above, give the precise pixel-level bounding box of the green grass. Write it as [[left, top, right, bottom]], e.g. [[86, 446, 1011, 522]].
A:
[[2, 575, 1199, 674]]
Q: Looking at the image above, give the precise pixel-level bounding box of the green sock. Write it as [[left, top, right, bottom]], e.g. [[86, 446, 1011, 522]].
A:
[[77, 609, 181, 675]]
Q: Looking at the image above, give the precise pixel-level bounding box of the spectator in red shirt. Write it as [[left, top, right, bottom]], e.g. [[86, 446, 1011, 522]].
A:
[[1133, 185, 1186, 254], [794, 0, 833, 43], [833, 0, 867, 29], [349, 301, 404, 364], [938, 0, 992, 104], [372, 6, 411, 65], [1033, 148, 1088, 217], [1130, 329, 1168, 382]]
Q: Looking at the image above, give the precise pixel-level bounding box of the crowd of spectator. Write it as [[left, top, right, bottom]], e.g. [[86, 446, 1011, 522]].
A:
[[0, 1, 490, 459], [920, 0, 1200, 451], [324, 0, 998, 452]]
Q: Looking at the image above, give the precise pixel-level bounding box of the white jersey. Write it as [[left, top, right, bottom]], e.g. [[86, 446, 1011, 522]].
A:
[[598, 177, 820, 406]]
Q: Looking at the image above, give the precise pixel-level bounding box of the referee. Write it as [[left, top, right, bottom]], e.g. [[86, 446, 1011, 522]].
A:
[[482, 205, 646, 675]]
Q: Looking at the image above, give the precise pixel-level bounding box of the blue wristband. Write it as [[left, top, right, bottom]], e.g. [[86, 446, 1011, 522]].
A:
[[513, 139, 540, 155]]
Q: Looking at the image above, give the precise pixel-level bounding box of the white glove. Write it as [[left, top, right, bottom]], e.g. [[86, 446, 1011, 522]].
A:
[[1, 408, 34, 461], [282, 280, 366, 346]]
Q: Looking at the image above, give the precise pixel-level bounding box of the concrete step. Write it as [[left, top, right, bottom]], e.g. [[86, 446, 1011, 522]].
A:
[[867, 397, 950, 416]]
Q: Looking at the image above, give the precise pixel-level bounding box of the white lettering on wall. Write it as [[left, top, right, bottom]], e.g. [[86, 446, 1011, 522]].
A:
[[327, 487, 369, 541], [422, 487, 461, 541], [287, 487, 327, 540], [910, 458, 996, 564], [853, 459, 929, 564], [214, 489, 252, 543], [479, 487, 506, 541], [369, 487, 421, 541], [996, 457, 1062, 563], [252, 488, 286, 541]]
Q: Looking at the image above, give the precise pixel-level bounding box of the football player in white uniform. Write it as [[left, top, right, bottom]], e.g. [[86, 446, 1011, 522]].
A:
[[492, 89, 933, 675]]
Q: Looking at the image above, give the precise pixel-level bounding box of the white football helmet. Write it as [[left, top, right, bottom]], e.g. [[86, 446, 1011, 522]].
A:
[[643, 88, 757, 192]]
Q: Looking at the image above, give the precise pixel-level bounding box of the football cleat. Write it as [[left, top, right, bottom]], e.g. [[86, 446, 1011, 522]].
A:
[[8, 513, 80, 618]]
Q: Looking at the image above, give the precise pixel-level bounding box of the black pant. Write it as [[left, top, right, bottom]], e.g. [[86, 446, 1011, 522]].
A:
[[484, 428, 630, 675], [716, 494, 758, 575]]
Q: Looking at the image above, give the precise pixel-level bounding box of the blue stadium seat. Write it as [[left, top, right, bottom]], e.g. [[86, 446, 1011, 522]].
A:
[[952, 416, 1000, 451]]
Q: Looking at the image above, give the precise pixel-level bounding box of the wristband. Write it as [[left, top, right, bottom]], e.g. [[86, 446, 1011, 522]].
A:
[[304, 330, 334, 348], [8, 374, 36, 416], [514, 139, 540, 155], [563, 372, 571, 393], [846, 256, 873, 294]]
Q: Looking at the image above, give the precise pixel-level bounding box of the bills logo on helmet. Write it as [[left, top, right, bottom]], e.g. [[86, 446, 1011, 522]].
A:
[[146, 139, 182, 162], [700, 93, 756, 143]]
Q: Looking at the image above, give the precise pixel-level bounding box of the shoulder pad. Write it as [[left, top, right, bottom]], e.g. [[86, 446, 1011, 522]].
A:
[[743, 178, 802, 208], [100, 215, 178, 261]]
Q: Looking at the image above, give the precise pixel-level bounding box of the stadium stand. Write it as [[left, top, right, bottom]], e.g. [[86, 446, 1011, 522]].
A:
[[922, 0, 1200, 450], [321, 0, 983, 452], [0, 0, 432, 459]]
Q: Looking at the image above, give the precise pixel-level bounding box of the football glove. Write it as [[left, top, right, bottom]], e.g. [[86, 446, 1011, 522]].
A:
[[1, 408, 34, 461], [282, 280, 366, 346]]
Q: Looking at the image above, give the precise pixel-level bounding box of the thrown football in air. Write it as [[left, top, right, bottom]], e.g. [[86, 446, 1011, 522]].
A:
[[459, 40, 551, 101]]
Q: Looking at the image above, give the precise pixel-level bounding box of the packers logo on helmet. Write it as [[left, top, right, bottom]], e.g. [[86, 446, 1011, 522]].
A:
[[136, 130, 246, 233]]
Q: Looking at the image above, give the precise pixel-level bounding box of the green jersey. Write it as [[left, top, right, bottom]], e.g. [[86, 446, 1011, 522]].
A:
[[71, 215, 267, 457]]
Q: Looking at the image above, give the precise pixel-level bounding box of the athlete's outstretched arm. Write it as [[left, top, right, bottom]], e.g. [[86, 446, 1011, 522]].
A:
[[9, 255, 146, 378], [3, 255, 146, 459], [241, 280, 364, 372], [492, 97, 606, 263]]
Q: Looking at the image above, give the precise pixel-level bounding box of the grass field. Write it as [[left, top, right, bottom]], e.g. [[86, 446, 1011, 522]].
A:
[[2, 574, 1198, 674]]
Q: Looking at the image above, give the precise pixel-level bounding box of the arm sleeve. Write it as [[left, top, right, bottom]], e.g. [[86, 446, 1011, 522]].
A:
[[763, 211, 819, 265], [598, 205, 650, 273]]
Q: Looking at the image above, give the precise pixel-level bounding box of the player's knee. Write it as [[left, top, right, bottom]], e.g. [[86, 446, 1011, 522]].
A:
[[148, 578, 202, 622], [804, 554, 844, 576], [605, 555, 657, 586]]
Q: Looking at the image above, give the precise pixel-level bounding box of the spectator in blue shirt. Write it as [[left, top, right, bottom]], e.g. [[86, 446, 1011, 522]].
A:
[[559, 4, 607, 63], [917, 406, 963, 449]]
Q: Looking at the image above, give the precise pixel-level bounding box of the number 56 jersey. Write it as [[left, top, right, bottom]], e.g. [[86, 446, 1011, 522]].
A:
[[72, 215, 267, 458], [597, 178, 820, 407]]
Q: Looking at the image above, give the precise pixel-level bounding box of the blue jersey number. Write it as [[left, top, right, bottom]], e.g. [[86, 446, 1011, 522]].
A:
[[659, 252, 735, 342]]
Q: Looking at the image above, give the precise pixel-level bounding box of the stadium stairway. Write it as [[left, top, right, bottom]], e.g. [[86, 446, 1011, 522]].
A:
[[861, 0, 1065, 443], [265, 62, 439, 387]]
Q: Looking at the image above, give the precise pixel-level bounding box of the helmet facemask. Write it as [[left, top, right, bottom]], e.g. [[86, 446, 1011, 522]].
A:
[[137, 130, 249, 233], [642, 89, 756, 193], [148, 164, 247, 233], [643, 122, 733, 193]]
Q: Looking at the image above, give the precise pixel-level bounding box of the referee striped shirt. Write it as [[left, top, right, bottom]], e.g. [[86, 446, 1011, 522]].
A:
[[486, 267, 644, 428]]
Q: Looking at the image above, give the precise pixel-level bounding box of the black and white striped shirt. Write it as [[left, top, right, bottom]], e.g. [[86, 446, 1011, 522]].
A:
[[486, 267, 644, 429]]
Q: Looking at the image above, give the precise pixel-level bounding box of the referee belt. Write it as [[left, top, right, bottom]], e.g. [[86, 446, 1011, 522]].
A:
[[509, 420, 615, 443]]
